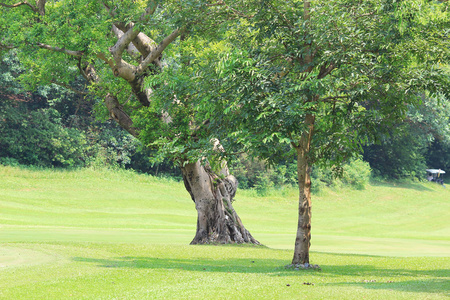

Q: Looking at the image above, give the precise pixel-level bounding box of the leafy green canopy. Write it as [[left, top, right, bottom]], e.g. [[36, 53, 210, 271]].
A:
[[0, 1, 254, 168], [187, 0, 449, 169]]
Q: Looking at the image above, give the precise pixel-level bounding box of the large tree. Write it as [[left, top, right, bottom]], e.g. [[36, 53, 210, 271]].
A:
[[0, 0, 259, 245], [176, 0, 449, 266]]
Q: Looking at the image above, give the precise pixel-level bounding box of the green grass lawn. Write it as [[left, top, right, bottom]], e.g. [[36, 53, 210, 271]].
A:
[[0, 165, 449, 299]]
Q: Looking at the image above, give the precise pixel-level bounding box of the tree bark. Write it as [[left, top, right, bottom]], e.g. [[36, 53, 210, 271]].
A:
[[181, 161, 260, 245], [292, 113, 315, 265]]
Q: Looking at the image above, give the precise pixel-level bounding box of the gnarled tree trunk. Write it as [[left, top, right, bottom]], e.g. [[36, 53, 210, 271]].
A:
[[181, 161, 260, 245]]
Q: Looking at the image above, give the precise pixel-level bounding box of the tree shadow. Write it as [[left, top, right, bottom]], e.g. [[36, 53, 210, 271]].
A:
[[73, 256, 288, 273], [342, 279, 448, 294], [72, 254, 449, 295]]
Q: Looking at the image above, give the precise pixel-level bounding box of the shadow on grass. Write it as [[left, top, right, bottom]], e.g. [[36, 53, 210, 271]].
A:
[[342, 278, 449, 295], [73, 256, 288, 273], [317, 263, 449, 294], [72, 254, 449, 294]]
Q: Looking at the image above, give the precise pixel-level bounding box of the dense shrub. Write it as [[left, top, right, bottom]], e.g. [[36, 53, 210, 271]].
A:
[[363, 133, 427, 179], [0, 103, 88, 168], [229, 154, 297, 192], [311, 157, 372, 192], [341, 158, 372, 190]]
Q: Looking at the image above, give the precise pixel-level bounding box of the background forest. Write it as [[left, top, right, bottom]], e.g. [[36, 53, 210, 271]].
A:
[[1, 0, 449, 193], [1, 49, 449, 189]]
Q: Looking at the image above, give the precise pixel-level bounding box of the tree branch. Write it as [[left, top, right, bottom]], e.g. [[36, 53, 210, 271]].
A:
[[318, 95, 349, 103], [221, 0, 255, 19], [0, 42, 15, 50], [115, 23, 159, 62], [104, 93, 138, 137], [112, 25, 142, 60], [82, 64, 139, 137], [109, 26, 141, 63], [135, 27, 184, 75], [206, 1, 224, 7], [0, 0, 45, 15], [95, 52, 115, 68], [36, 0, 45, 15], [37, 43, 84, 57], [0, 1, 36, 11], [108, 26, 141, 81], [317, 62, 335, 79], [267, 2, 294, 31]]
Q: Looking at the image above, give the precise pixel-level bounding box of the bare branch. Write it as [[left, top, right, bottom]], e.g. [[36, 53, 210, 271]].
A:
[[135, 27, 184, 75], [37, 43, 84, 57], [112, 25, 142, 60], [82, 64, 139, 137], [0, 1, 36, 11], [115, 23, 158, 57], [109, 26, 140, 63], [108, 26, 142, 81], [104, 93, 138, 137], [95, 52, 115, 68]]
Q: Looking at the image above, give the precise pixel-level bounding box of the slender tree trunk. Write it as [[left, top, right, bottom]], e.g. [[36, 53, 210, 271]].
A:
[[292, 113, 315, 265], [181, 161, 260, 245]]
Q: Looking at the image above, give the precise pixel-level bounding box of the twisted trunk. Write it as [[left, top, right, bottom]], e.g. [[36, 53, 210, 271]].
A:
[[181, 161, 259, 245]]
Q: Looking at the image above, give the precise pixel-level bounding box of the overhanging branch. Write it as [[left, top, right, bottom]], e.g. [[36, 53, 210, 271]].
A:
[[0, 42, 15, 50], [37, 43, 84, 57], [0, 1, 36, 11], [0, 0, 45, 15]]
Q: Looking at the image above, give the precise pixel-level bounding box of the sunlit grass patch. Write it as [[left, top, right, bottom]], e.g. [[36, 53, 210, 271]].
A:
[[0, 166, 449, 299]]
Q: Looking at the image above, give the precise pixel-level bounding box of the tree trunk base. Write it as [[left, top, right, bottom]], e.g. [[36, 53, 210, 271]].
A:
[[181, 161, 260, 246], [285, 263, 321, 271]]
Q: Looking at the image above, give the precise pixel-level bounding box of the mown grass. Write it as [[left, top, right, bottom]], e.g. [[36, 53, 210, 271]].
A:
[[0, 165, 449, 299]]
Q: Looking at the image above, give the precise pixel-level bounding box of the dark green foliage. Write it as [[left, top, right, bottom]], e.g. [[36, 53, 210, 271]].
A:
[[363, 132, 427, 179], [229, 155, 297, 190], [364, 93, 450, 179], [426, 140, 450, 175], [230, 155, 372, 192], [311, 157, 372, 192], [0, 102, 87, 168], [128, 147, 182, 179], [0, 51, 145, 170]]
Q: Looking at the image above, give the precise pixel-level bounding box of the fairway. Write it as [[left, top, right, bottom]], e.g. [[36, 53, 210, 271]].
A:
[[0, 166, 449, 299]]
